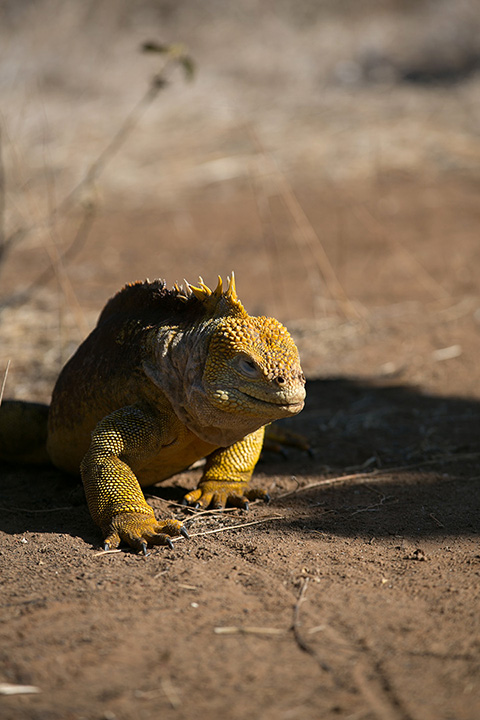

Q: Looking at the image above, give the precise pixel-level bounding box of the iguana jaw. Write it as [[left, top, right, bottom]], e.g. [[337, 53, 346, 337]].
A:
[[238, 389, 305, 414], [203, 314, 306, 420], [210, 385, 305, 419]]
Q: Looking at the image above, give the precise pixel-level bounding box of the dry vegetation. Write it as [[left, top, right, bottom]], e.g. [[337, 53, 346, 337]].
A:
[[1, 2, 480, 719]]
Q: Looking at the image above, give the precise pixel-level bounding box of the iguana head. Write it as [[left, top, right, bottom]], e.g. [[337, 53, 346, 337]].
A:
[[204, 314, 305, 419], [143, 273, 306, 446], [188, 274, 306, 422]]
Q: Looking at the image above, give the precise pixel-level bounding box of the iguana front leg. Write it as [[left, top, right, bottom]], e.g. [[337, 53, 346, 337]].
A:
[[80, 404, 185, 553], [183, 426, 268, 509]]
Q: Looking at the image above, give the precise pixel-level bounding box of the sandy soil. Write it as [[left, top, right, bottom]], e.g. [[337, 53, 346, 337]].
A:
[[1, 2, 480, 719]]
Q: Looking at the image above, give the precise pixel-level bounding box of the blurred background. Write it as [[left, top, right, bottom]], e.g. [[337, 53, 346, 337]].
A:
[[1, 0, 479, 397], [2, 7, 480, 717]]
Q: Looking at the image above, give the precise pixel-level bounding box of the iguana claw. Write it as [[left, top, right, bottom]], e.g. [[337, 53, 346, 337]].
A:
[[103, 512, 186, 553], [183, 481, 269, 510]]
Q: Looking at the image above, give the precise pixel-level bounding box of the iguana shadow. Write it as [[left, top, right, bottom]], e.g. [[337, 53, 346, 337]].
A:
[[267, 377, 480, 540], [1, 377, 479, 543]]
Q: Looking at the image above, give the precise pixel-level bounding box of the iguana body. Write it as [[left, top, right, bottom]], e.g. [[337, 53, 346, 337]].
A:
[[1, 274, 305, 552]]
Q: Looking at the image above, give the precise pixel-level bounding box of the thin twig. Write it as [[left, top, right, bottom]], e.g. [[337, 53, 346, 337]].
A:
[[353, 660, 410, 720], [246, 123, 361, 320], [0, 683, 41, 696], [156, 500, 240, 517], [186, 506, 239, 518], [0, 505, 76, 514], [249, 171, 290, 318], [160, 676, 181, 710], [1, 200, 97, 312], [292, 577, 311, 652], [214, 626, 285, 636], [0, 48, 192, 308], [0, 359, 10, 406], [53, 80, 165, 221], [0, 125, 5, 265], [278, 452, 480, 499], [429, 513, 445, 528], [291, 577, 331, 672], [349, 202, 449, 302], [91, 516, 284, 556], [184, 515, 285, 538]]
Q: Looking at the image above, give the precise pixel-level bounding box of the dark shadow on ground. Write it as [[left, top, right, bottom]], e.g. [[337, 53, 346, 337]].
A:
[[0, 465, 97, 543], [268, 377, 480, 539], [1, 377, 479, 542]]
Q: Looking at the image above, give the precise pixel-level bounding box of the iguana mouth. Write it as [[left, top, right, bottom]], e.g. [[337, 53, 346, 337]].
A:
[[239, 389, 304, 410]]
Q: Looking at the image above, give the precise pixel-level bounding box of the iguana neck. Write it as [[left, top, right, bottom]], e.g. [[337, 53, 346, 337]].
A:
[[142, 322, 264, 446]]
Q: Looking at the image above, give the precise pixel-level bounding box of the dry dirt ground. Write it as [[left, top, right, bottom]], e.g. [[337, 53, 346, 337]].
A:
[[1, 2, 480, 719]]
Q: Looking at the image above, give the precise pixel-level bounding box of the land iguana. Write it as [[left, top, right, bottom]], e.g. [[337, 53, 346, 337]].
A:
[[0, 274, 306, 553]]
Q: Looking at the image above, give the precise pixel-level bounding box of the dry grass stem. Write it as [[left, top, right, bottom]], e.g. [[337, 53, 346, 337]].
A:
[[0, 504, 75, 514], [181, 506, 239, 519], [0, 683, 41, 696], [0, 183, 97, 315], [214, 626, 285, 636], [150, 499, 240, 517], [246, 124, 361, 320], [291, 577, 331, 672], [92, 549, 122, 557], [0, 359, 10, 406], [160, 676, 182, 710], [184, 514, 285, 538], [350, 203, 450, 302], [0, 48, 192, 307], [353, 660, 411, 720], [0, 125, 5, 265], [429, 513, 445, 528], [55, 78, 166, 221], [292, 577, 311, 653], [279, 452, 480, 499]]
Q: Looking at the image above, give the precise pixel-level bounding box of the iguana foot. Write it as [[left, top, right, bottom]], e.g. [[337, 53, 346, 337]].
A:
[[103, 513, 186, 553], [183, 481, 270, 510]]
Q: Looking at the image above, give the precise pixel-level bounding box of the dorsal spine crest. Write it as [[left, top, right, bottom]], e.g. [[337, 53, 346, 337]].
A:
[[186, 272, 246, 318]]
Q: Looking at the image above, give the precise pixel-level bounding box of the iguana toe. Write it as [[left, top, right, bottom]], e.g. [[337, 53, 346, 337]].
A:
[[183, 481, 268, 510], [103, 512, 186, 552], [245, 487, 270, 504]]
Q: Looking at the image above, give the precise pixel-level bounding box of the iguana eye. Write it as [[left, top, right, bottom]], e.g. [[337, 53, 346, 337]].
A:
[[237, 356, 260, 378]]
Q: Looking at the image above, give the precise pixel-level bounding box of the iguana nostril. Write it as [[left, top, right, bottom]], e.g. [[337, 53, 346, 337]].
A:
[[275, 376, 285, 385]]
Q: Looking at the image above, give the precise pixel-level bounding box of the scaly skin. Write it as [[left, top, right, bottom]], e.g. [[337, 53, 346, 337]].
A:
[[1, 274, 306, 552]]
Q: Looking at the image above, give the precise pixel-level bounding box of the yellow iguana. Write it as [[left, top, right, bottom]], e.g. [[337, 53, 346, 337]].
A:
[[0, 274, 305, 553]]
